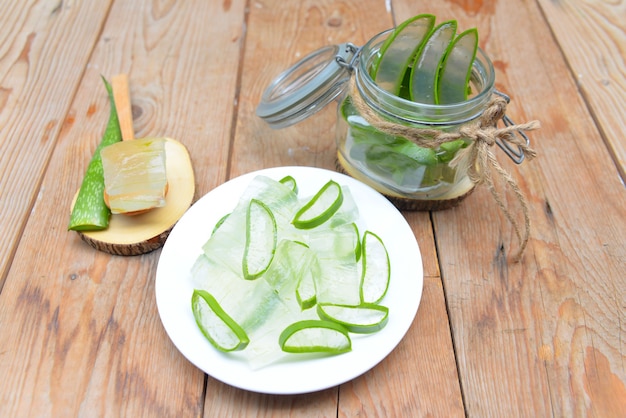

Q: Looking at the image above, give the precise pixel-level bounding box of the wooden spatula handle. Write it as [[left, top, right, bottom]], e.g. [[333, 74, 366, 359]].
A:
[[111, 74, 135, 141]]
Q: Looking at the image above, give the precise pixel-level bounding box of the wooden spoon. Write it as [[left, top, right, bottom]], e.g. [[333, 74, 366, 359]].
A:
[[76, 74, 195, 255]]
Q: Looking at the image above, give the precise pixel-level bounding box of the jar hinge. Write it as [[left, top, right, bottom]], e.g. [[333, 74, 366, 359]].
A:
[[335, 43, 362, 73]]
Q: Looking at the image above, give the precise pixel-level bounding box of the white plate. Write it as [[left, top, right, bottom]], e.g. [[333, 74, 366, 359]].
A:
[[155, 166, 423, 394]]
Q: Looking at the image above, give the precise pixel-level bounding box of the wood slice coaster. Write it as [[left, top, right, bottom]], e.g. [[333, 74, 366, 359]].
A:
[[73, 138, 195, 256]]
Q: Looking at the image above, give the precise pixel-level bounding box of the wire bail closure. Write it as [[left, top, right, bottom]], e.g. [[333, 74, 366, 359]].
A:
[[493, 90, 531, 164]]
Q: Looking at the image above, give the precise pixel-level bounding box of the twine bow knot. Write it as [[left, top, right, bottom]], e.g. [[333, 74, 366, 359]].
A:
[[463, 125, 498, 146], [349, 80, 540, 262]]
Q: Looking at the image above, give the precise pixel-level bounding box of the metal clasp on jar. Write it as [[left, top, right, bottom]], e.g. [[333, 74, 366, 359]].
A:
[[334, 43, 362, 72], [494, 90, 531, 164]]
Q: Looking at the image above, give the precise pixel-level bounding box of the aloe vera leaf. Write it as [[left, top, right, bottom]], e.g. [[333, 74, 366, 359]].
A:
[[437, 139, 467, 163], [409, 20, 458, 104], [68, 77, 122, 231], [436, 28, 478, 104], [391, 140, 439, 166], [371, 14, 436, 96]]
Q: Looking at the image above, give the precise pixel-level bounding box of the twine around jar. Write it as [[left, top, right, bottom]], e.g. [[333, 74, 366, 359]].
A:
[[348, 79, 540, 262]]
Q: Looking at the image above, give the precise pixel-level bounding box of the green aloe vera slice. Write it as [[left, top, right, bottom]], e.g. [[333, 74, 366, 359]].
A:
[[351, 222, 362, 262], [192, 290, 250, 352], [409, 20, 457, 104], [317, 303, 389, 334], [243, 199, 277, 280], [279, 175, 298, 193], [292, 179, 343, 229], [278, 320, 352, 354], [436, 28, 478, 104], [296, 264, 317, 310], [360, 231, 390, 304], [370, 14, 436, 96]]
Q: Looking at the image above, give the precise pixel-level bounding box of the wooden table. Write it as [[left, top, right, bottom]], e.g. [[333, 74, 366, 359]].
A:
[[1, 1, 624, 416]]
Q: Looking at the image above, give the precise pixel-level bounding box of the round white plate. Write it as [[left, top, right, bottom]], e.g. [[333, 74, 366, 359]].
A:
[[155, 166, 423, 394]]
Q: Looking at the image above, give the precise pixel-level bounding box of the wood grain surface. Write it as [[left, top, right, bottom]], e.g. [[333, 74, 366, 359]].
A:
[[0, 0, 113, 288], [537, 0, 626, 181], [0, 0, 624, 417]]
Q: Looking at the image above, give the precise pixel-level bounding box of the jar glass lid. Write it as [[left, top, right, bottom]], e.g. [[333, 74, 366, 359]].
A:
[[256, 43, 355, 129]]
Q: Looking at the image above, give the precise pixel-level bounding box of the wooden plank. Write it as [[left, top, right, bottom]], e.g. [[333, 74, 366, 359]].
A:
[[0, 0, 113, 288], [392, 0, 626, 416], [0, 0, 245, 416], [230, 0, 462, 415], [204, 384, 339, 417], [536, 0, 626, 181], [338, 275, 465, 417]]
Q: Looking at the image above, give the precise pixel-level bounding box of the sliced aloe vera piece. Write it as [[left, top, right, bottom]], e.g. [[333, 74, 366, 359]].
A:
[[243, 199, 277, 280], [192, 290, 250, 352], [202, 176, 297, 274], [100, 137, 167, 214], [237, 175, 300, 231], [317, 303, 389, 333], [263, 240, 315, 304], [211, 213, 230, 236], [328, 186, 360, 228], [351, 222, 362, 262], [307, 222, 361, 262], [279, 320, 351, 354], [279, 175, 298, 193], [360, 231, 390, 304], [314, 255, 361, 306], [296, 263, 318, 310], [409, 20, 457, 104], [292, 179, 343, 229], [437, 28, 478, 104], [371, 14, 436, 96]]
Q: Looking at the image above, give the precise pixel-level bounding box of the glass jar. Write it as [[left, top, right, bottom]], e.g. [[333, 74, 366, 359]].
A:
[[335, 29, 495, 210], [257, 30, 511, 211]]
